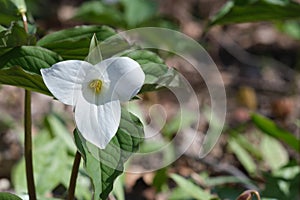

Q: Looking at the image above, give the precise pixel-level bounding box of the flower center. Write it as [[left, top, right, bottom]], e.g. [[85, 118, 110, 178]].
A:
[[89, 79, 103, 94]]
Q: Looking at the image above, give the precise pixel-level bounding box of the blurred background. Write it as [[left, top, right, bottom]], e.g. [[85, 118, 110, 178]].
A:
[[0, 0, 299, 199]]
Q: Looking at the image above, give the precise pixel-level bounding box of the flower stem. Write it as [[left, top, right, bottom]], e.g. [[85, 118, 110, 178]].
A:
[[68, 151, 81, 200], [24, 90, 37, 200], [22, 11, 36, 200], [21, 12, 28, 33]]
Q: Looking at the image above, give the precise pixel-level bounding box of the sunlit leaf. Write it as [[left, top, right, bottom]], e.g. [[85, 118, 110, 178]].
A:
[[205, 176, 253, 187], [121, 0, 157, 27], [9, 0, 26, 13], [170, 174, 215, 200], [0, 46, 61, 74], [74, 109, 144, 200], [228, 137, 257, 175], [152, 168, 168, 192], [260, 134, 289, 171], [251, 113, 300, 152], [0, 25, 6, 32], [0, 66, 51, 95], [210, 0, 300, 26], [276, 20, 300, 40], [86, 34, 103, 65], [0, 0, 26, 25], [72, 1, 124, 27], [12, 115, 91, 199], [262, 165, 300, 199], [37, 25, 116, 60], [0, 22, 34, 48], [120, 50, 182, 93], [112, 175, 125, 200], [162, 109, 197, 138], [233, 134, 262, 159], [0, 193, 22, 200], [0, 46, 60, 95]]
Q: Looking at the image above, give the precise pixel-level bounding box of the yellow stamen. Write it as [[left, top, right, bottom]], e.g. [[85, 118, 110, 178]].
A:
[[89, 79, 103, 94]]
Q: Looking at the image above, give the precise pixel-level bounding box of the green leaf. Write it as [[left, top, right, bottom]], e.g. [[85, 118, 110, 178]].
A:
[[0, 66, 51, 95], [12, 114, 91, 199], [162, 109, 197, 139], [0, 46, 61, 74], [0, 0, 26, 25], [37, 25, 116, 60], [232, 133, 262, 159], [210, 0, 300, 26], [72, 1, 124, 27], [0, 25, 6, 32], [0, 22, 28, 48], [120, 50, 182, 93], [74, 109, 144, 200], [121, 0, 157, 27], [0, 46, 61, 95], [228, 137, 257, 175], [262, 165, 300, 199], [44, 115, 77, 153], [0, 193, 22, 200], [86, 34, 103, 65], [204, 176, 252, 187], [152, 168, 168, 192], [276, 20, 300, 40], [10, 0, 26, 13], [170, 174, 214, 200], [260, 134, 289, 171], [251, 113, 300, 152], [169, 187, 197, 200], [112, 175, 125, 200]]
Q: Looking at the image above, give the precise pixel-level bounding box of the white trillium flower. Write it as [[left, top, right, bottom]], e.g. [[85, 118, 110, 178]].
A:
[[41, 57, 145, 149]]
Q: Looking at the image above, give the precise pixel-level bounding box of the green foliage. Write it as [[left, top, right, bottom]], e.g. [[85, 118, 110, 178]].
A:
[[12, 115, 92, 200], [0, 66, 50, 95], [162, 109, 196, 139], [262, 165, 300, 200], [72, 0, 167, 28], [121, 50, 182, 93], [1, 0, 298, 199], [210, 0, 300, 26], [112, 175, 125, 200], [0, 46, 61, 74], [0, 22, 35, 49], [0, 111, 14, 132], [152, 168, 168, 192], [260, 134, 289, 171], [8, 0, 26, 13], [0, 193, 22, 200], [203, 175, 252, 187], [0, 46, 61, 96], [0, 21, 179, 198], [228, 137, 257, 175], [0, 45, 61, 95], [72, 1, 124, 27], [74, 109, 144, 200], [0, 23, 180, 95], [251, 113, 300, 152], [86, 34, 103, 65], [170, 174, 216, 200], [121, 0, 157, 27], [37, 25, 116, 60], [0, 0, 26, 25], [276, 20, 300, 40]]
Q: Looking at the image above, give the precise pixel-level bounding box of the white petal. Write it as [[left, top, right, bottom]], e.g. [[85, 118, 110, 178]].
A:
[[94, 57, 145, 102], [41, 60, 96, 106], [74, 95, 121, 149]]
